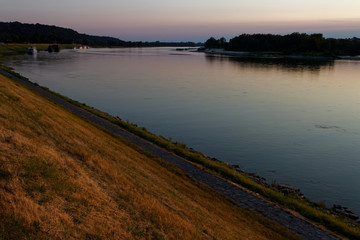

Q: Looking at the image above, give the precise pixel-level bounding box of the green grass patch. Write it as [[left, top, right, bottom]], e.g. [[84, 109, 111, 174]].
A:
[[0, 88, 20, 102], [0, 43, 74, 59], [22, 157, 73, 199], [6, 94, 20, 102], [24, 157, 58, 180]]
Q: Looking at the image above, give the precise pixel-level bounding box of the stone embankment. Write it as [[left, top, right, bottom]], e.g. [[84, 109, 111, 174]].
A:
[[1, 69, 342, 240]]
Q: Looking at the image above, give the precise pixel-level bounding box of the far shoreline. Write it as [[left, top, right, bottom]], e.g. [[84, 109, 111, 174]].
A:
[[198, 48, 360, 61]]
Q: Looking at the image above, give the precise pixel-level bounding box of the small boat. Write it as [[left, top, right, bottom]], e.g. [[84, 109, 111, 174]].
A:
[[73, 45, 90, 50], [27, 46, 37, 55]]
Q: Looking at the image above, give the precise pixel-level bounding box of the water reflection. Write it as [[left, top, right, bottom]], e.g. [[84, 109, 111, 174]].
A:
[[26, 53, 38, 60], [205, 54, 335, 73]]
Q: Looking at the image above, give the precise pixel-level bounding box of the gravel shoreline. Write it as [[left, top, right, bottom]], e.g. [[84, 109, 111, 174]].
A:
[[1, 69, 342, 240]]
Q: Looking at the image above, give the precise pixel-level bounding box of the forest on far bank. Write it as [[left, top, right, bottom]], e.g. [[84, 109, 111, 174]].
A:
[[0, 21, 199, 47], [205, 33, 360, 56]]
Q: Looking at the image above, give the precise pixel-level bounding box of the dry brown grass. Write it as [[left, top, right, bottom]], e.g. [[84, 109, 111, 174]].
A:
[[0, 74, 301, 239]]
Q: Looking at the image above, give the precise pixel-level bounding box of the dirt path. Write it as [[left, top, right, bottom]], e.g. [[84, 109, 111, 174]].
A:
[[1, 69, 341, 240]]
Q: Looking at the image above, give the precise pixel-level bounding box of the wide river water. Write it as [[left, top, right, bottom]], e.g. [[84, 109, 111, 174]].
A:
[[4, 47, 360, 215]]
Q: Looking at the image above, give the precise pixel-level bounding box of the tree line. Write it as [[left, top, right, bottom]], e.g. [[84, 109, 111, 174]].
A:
[[0, 22, 199, 47], [205, 33, 360, 56], [0, 22, 126, 46]]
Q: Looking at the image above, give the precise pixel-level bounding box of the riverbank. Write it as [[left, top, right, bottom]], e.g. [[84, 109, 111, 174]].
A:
[[200, 48, 338, 60], [0, 43, 74, 59], [0, 69, 304, 239], [1, 65, 360, 239]]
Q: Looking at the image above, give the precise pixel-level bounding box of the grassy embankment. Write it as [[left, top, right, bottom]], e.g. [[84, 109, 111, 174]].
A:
[[0, 71, 302, 238], [1, 63, 357, 238], [1, 44, 359, 238], [20, 70, 360, 239], [0, 43, 74, 58]]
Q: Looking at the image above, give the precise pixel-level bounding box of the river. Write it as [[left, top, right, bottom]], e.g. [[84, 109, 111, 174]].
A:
[[4, 47, 360, 215]]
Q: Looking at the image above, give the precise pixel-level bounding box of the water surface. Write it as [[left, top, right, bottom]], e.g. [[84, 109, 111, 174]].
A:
[[4, 48, 360, 215]]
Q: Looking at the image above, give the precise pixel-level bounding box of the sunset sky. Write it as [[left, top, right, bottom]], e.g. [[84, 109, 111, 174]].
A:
[[1, 0, 360, 41]]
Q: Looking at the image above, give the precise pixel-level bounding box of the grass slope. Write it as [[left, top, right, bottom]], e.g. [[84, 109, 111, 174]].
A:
[[40, 69, 360, 238], [0, 74, 301, 239]]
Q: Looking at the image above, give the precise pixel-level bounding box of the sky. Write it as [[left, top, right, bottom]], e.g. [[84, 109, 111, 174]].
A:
[[1, 0, 360, 42]]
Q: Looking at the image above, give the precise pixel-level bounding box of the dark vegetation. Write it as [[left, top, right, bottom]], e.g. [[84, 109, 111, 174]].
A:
[[0, 21, 200, 47], [0, 21, 125, 46], [205, 33, 360, 56]]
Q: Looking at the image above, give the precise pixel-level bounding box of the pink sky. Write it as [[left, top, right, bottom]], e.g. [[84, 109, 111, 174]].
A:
[[1, 0, 360, 41]]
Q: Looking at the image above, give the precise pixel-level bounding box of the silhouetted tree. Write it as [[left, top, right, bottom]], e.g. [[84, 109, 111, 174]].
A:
[[205, 37, 227, 49], [216, 33, 360, 56], [0, 21, 126, 46]]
